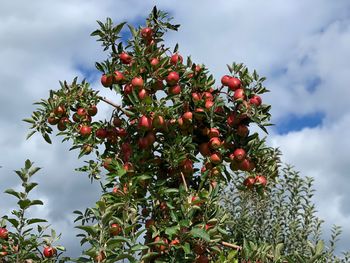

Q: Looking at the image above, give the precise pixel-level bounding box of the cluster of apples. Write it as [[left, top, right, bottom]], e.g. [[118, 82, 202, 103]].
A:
[[0, 227, 55, 258], [48, 105, 97, 133]]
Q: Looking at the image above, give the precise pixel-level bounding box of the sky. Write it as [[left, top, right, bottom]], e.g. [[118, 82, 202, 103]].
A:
[[0, 0, 350, 257]]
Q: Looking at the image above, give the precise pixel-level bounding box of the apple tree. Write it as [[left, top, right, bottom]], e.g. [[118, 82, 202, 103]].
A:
[[25, 7, 279, 262]]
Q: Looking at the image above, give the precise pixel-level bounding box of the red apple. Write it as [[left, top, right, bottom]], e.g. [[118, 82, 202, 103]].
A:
[[101, 74, 113, 87], [182, 111, 193, 121], [0, 228, 8, 240], [77, 108, 87, 117], [255, 175, 267, 187], [43, 246, 56, 258], [47, 117, 59, 125], [192, 92, 202, 102], [145, 219, 155, 229], [196, 255, 209, 263], [150, 57, 159, 68], [170, 53, 183, 65], [119, 52, 132, 64], [209, 137, 221, 149], [114, 71, 124, 84], [208, 128, 220, 138], [141, 27, 153, 39], [233, 148, 246, 162], [87, 105, 98, 116], [152, 115, 165, 129], [169, 85, 181, 95], [138, 88, 149, 100], [123, 84, 133, 95], [182, 159, 193, 174], [221, 75, 231, 86], [249, 95, 262, 106], [199, 143, 210, 157], [170, 238, 180, 246], [204, 100, 214, 109], [166, 71, 180, 86], [57, 117, 70, 131], [154, 236, 168, 252], [110, 223, 122, 236], [233, 88, 245, 100], [95, 128, 107, 139], [138, 115, 152, 131], [227, 77, 241, 91], [80, 125, 92, 137], [243, 177, 256, 189], [54, 105, 66, 117], [132, 76, 144, 88], [210, 152, 222, 164]]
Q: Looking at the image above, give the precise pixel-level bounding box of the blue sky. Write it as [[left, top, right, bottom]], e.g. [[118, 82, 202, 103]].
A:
[[1, 0, 350, 257]]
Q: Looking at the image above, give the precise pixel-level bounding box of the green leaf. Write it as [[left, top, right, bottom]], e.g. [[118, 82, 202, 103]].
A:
[[18, 199, 31, 210], [4, 189, 21, 199], [30, 200, 44, 206], [25, 183, 38, 193], [131, 244, 148, 252], [23, 118, 35, 124], [43, 133, 52, 144], [27, 218, 47, 225], [75, 225, 98, 236], [5, 218, 19, 228], [189, 228, 210, 242]]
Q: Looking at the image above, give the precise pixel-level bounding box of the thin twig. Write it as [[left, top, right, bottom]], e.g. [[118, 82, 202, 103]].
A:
[[99, 96, 121, 109], [180, 172, 188, 192], [221, 241, 242, 250]]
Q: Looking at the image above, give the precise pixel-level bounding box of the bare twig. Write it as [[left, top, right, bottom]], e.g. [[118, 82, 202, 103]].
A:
[[221, 241, 242, 250], [180, 172, 188, 192], [99, 96, 121, 109]]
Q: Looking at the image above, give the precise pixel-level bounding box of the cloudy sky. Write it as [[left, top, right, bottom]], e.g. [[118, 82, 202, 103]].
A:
[[1, 0, 350, 257]]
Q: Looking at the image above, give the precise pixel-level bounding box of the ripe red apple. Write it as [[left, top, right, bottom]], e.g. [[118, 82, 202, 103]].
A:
[[113, 117, 122, 127], [166, 71, 180, 86], [255, 175, 267, 187], [249, 95, 262, 106], [101, 74, 113, 87], [150, 58, 159, 68], [152, 115, 165, 129], [170, 238, 180, 246], [210, 152, 222, 164], [208, 128, 220, 138], [227, 112, 237, 127], [54, 105, 66, 117], [204, 100, 214, 109], [116, 128, 127, 138], [138, 115, 152, 131], [237, 124, 249, 137], [43, 246, 56, 258], [114, 71, 124, 84], [209, 137, 221, 149], [131, 76, 144, 88], [243, 177, 256, 189], [141, 27, 153, 39], [169, 85, 181, 95], [154, 236, 168, 252], [95, 128, 107, 139], [77, 108, 87, 117], [221, 75, 231, 86], [87, 105, 98, 116], [123, 84, 133, 95], [110, 223, 122, 236], [138, 88, 149, 100], [80, 125, 92, 137], [146, 132, 156, 146], [233, 148, 246, 162], [119, 52, 132, 64], [192, 92, 202, 102], [233, 88, 246, 100], [227, 77, 241, 91], [47, 116, 59, 125], [170, 53, 183, 65], [182, 111, 193, 121], [202, 92, 213, 101], [239, 158, 253, 171], [0, 228, 8, 240], [57, 117, 70, 131], [103, 158, 113, 171]]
